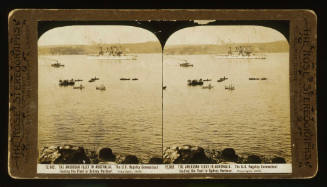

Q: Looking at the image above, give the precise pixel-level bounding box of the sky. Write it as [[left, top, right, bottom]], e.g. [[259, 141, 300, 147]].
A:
[[166, 25, 287, 45], [38, 25, 287, 46], [38, 26, 158, 46]]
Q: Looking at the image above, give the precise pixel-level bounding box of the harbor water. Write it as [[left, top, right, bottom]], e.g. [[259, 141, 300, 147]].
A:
[[39, 53, 291, 162], [38, 54, 163, 160]]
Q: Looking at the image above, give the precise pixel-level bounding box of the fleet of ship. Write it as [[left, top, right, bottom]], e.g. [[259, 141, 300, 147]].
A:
[[216, 46, 266, 59], [51, 61, 65, 67], [87, 46, 137, 60], [51, 43, 269, 93]]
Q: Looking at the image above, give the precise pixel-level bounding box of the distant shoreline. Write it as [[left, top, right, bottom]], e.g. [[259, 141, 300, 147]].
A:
[[38, 41, 289, 55], [38, 52, 288, 58]]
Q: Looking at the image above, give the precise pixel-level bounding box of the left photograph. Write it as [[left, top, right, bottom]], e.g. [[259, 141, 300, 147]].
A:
[[38, 25, 163, 164]]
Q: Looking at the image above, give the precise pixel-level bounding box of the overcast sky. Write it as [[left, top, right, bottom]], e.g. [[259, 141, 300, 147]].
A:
[[166, 25, 287, 45], [38, 26, 158, 46], [38, 25, 287, 46]]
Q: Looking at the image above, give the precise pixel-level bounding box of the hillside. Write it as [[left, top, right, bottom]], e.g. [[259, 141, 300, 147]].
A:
[[38, 40, 289, 55], [164, 41, 289, 54], [38, 42, 162, 55]]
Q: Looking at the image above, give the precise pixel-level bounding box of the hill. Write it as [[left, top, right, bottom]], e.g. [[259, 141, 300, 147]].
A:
[[38, 42, 162, 55], [38, 41, 289, 55], [164, 41, 289, 55]]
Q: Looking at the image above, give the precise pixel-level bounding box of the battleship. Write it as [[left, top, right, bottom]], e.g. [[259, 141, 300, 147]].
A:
[[216, 46, 266, 59], [88, 46, 137, 60]]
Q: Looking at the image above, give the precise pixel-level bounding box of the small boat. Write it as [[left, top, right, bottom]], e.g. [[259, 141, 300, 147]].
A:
[[203, 79, 212, 81], [188, 79, 204, 86], [202, 84, 214, 89], [261, 77, 268, 80], [225, 84, 235, 91], [120, 78, 130, 80], [51, 61, 64, 68], [75, 79, 83, 82], [163, 86, 167, 90], [217, 76, 228, 82], [89, 77, 99, 82], [96, 85, 106, 91], [249, 77, 260, 80], [73, 84, 84, 89], [180, 62, 194, 67], [59, 79, 75, 86], [132, 78, 138, 80]]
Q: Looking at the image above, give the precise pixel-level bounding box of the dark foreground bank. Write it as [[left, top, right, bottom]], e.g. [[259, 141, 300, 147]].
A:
[[39, 145, 287, 164]]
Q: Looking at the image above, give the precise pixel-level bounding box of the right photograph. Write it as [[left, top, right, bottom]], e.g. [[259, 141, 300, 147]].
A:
[[162, 25, 291, 164]]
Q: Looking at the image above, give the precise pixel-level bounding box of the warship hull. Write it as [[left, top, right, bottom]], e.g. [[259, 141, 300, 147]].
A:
[[87, 55, 137, 60], [215, 55, 266, 59]]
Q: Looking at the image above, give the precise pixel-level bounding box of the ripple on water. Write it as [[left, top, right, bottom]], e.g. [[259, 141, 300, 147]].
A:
[[39, 54, 291, 161]]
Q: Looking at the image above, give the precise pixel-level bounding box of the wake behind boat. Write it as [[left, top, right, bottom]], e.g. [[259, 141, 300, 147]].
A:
[[87, 46, 137, 60]]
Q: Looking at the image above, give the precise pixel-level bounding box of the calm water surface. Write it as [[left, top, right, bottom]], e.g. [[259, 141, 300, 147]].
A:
[[39, 53, 291, 162], [39, 54, 163, 160], [163, 53, 291, 161]]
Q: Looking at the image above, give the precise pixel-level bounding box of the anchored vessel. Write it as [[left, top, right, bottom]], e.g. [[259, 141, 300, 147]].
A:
[[179, 59, 194, 67], [51, 61, 64, 68], [202, 84, 214, 89], [88, 46, 137, 60], [225, 84, 235, 91], [88, 77, 99, 82], [203, 79, 212, 81], [216, 46, 266, 59], [180, 62, 194, 67], [217, 76, 228, 82], [96, 84, 106, 91], [249, 77, 268, 80], [188, 79, 204, 86], [73, 84, 85, 89], [120, 78, 130, 80], [59, 79, 75, 86]]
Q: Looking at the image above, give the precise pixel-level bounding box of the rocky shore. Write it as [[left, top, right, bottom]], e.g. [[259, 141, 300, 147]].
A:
[[39, 145, 287, 164]]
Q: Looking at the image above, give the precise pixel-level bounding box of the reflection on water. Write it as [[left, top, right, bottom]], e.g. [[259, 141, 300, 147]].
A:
[[163, 53, 291, 162], [39, 53, 291, 162], [38, 54, 162, 160]]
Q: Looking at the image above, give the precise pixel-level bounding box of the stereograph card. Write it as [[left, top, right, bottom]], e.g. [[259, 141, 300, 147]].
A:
[[8, 9, 317, 179]]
